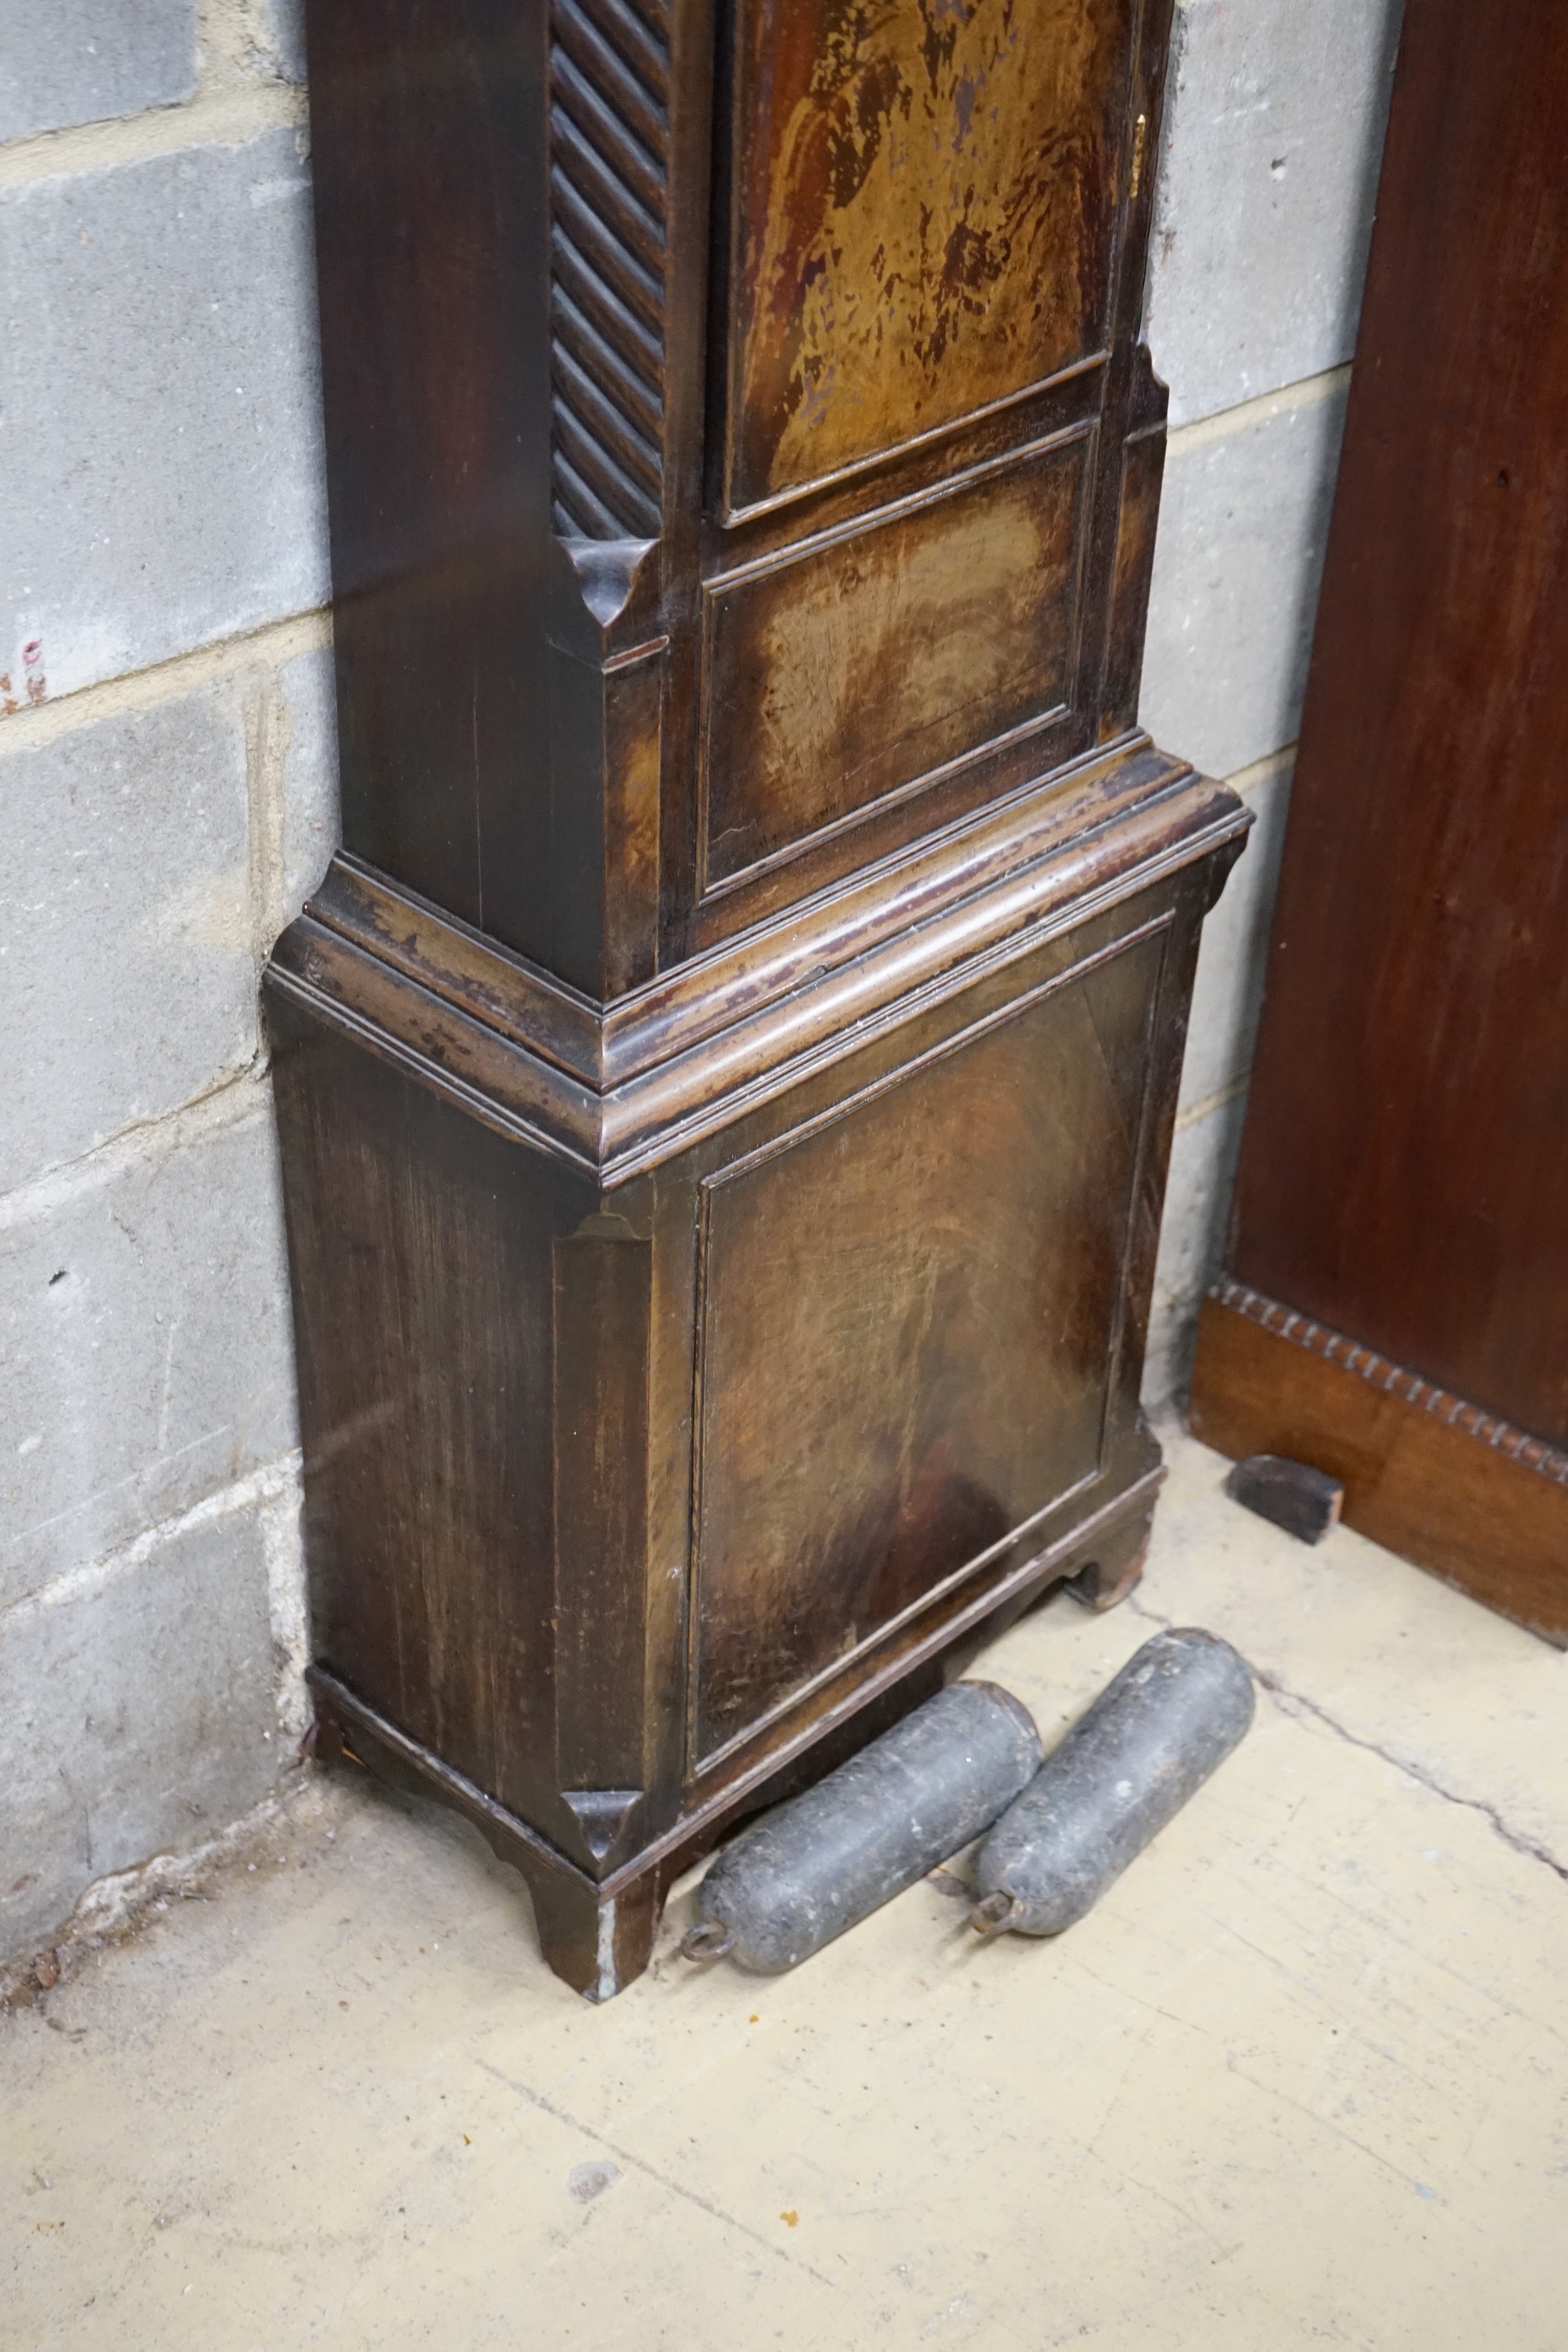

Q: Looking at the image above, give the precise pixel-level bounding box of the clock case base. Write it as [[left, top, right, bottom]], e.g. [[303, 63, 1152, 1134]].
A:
[[266, 739, 1247, 1999]]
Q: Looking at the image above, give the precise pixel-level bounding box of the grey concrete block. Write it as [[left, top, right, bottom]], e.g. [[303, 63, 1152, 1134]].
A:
[[0, 1, 195, 143], [0, 1485, 283, 1967], [1178, 755, 1293, 1113], [1143, 1091, 1247, 1410], [1140, 380, 1348, 783], [0, 129, 329, 704], [0, 688, 258, 1196], [1145, 0, 1402, 427], [279, 647, 340, 927], [0, 1100, 298, 1609]]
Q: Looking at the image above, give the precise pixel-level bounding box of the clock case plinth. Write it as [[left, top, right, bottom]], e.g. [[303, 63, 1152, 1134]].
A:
[[267, 0, 1247, 1997]]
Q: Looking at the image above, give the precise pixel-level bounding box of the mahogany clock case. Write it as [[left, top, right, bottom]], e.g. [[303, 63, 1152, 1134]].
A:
[[265, 0, 1249, 1998]]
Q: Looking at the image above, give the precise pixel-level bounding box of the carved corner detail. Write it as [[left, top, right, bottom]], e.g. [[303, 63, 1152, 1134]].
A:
[[561, 1788, 644, 1864], [552, 534, 661, 645], [1127, 338, 1169, 436]]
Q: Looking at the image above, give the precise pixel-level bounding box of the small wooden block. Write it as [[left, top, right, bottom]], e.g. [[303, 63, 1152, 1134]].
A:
[[1224, 1453, 1344, 1545]]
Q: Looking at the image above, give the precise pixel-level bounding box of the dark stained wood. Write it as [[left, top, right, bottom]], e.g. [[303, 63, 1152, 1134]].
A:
[[1191, 1287, 1568, 1648], [302, 0, 551, 950], [1063, 1517, 1152, 1613], [551, 1213, 653, 1862], [270, 753, 1244, 1179], [1223, 1455, 1344, 1548], [548, 0, 672, 540], [307, 1453, 1169, 1999], [1192, 0, 1568, 1637], [269, 1000, 588, 1837], [273, 0, 1245, 1997], [547, 606, 666, 1000], [691, 926, 1163, 1761], [1099, 406, 1165, 741], [305, 0, 1180, 971], [270, 803, 1244, 1986]]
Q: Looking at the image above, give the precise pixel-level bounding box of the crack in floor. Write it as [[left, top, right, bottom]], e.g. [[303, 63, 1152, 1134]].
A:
[[1124, 1591, 1568, 1887], [473, 2055, 838, 2288]]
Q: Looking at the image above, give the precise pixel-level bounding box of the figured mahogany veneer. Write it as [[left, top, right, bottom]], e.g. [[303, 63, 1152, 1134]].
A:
[[1190, 0, 1568, 1641], [269, 0, 1246, 1996]]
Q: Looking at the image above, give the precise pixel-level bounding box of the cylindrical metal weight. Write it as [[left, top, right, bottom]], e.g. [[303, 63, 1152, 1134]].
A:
[[681, 1681, 1043, 1974], [971, 1628, 1255, 1938]]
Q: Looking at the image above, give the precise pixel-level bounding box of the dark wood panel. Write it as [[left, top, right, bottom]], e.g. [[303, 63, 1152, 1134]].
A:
[[305, 0, 552, 950], [691, 926, 1163, 1761], [270, 998, 594, 1827], [547, 628, 666, 999], [1227, 0, 1568, 1447], [700, 433, 1091, 890], [1098, 420, 1164, 739], [551, 1214, 653, 1822], [1190, 1289, 1568, 1648], [722, 0, 1137, 514]]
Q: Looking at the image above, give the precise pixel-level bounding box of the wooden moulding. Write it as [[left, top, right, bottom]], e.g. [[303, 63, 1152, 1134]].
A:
[[1189, 1278, 1568, 1646], [305, 1466, 1163, 2002], [280, 0, 1237, 2001], [267, 762, 1248, 1997], [267, 737, 1245, 1180]]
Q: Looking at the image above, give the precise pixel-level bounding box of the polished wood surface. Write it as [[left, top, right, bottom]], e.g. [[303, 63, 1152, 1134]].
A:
[[1192, 1287, 1568, 1649], [691, 923, 1163, 1761], [303, 0, 1180, 971], [1191, 0, 1568, 1635], [271, 748, 1242, 1178], [274, 0, 1246, 1995]]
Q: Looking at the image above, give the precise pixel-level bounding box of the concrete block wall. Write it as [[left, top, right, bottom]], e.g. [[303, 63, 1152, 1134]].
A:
[[0, 0, 326, 1970], [0, 0, 1398, 1970], [1139, 0, 1403, 1401]]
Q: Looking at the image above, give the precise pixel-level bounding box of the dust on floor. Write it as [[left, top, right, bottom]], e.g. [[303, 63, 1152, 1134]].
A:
[[5, 1423, 1567, 2351]]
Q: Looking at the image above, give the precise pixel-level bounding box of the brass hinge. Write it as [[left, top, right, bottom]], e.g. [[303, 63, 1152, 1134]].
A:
[[1130, 112, 1148, 202]]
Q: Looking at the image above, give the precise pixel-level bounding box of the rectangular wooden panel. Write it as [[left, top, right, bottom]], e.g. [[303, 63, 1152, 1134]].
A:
[[1225, 0, 1568, 1446], [270, 1001, 593, 1825], [700, 433, 1091, 890], [689, 926, 1164, 1764], [722, 0, 1137, 514]]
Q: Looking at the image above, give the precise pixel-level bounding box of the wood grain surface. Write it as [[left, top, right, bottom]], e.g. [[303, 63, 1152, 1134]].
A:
[[1191, 1290, 1568, 1647], [1223, 0, 1568, 1446], [275, 0, 1236, 1997], [722, 0, 1135, 512]]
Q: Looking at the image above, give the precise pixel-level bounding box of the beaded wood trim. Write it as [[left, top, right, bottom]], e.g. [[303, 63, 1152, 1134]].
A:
[[1211, 1274, 1568, 1489]]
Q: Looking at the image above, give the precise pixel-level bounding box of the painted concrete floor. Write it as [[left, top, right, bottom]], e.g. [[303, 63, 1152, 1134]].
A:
[[5, 1421, 1567, 2351]]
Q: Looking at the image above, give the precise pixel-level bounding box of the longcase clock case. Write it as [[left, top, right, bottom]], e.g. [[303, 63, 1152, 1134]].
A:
[[265, 0, 1248, 1997]]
